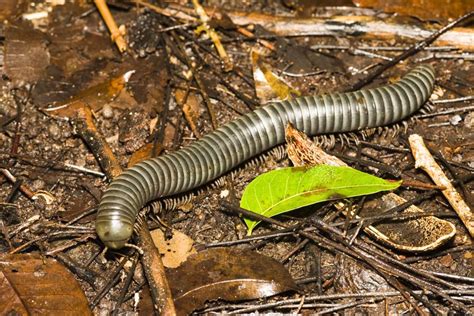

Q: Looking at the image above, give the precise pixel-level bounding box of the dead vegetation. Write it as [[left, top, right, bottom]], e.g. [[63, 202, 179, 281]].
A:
[[0, 0, 473, 314]]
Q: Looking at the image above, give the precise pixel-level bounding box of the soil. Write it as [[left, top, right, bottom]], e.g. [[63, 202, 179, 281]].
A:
[[0, 0, 473, 314]]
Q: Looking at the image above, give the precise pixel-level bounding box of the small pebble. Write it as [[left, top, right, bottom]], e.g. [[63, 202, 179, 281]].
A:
[[31, 179, 46, 191], [464, 112, 474, 129], [102, 104, 114, 119], [48, 122, 61, 140], [75, 157, 86, 168], [449, 114, 462, 126]]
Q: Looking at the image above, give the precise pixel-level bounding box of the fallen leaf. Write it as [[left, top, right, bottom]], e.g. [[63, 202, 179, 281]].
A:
[[285, 124, 456, 252], [151, 228, 197, 268], [241, 165, 401, 234], [0, 253, 92, 315], [353, 0, 472, 21], [0, 0, 28, 21], [251, 47, 301, 104], [138, 285, 154, 316], [43, 71, 134, 119], [128, 143, 163, 167], [439, 254, 454, 267], [175, 89, 203, 138], [166, 247, 298, 315], [4, 22, 50, 86]]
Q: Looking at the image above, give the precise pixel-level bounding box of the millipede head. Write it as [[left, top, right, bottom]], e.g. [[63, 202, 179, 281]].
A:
[[96, 219, 133, 249]]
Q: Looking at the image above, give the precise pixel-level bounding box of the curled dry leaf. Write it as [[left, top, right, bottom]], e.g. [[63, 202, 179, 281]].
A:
[[251, 47, 301, 104], [150, 228, 197, 268], [175, 89, 203, 138], [43, 71, 134, 119], [0, 253, 91, 315], [128, 143, 163, 168], [353, 0, 472, 22], [285, 124, 456, 252], [166, 247, 298, 315]]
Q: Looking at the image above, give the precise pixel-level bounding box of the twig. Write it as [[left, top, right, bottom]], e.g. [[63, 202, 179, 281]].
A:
[[136, 217, 176, 315], [93, 0, 127, 52], [63, 163, 106, 177], [72, 106, 123, 179], [205, 289, 474, 313], [432, 96, 474, 104], [416, 105, 474, 119], [409, 134, 474, 238], [315, 298, 379, 315], [164, 3, 474, 50], [0, 168, 35, 199], [222, 202, 468, 312], [349, 11, 474, 91], [192, 0, 233, 71], [91, 256, 129, 308], [112, 254, 140, 315]]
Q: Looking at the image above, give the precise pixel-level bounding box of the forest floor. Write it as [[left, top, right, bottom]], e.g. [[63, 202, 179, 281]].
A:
[[0, 0, 473, 314]]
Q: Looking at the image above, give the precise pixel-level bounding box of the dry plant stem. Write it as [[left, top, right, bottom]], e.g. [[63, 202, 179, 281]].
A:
[[167, 31, 218, 129], [73, 106, 122, 179], [163, 3, 474, 50], [112, 254, 140, 315], [192, 66, 218, 129], [222, 202, 468, 312], [136, 218, 176, 315], [175, 86, 202, 137], [192, 0, 233, 71], [350, 11, 474, 91], [92, 256, 129, 308], [0, 168, 35, 199], [210, 289, 474, 313], [93, 0, 127, 52], [237, 27, 276, 51], [409, 134, 474, 238]]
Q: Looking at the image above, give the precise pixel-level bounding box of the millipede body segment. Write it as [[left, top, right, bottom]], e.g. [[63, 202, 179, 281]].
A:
[[96, 65, 435, 249]]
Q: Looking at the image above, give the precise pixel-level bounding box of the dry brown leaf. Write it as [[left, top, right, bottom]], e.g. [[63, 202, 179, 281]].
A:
[[175, 89, 203, 137], [4, 22, 50, 86], [137, 285, 155, 316], [128, 143, 163, 168], [0, 253, 91, 315], [0, 0, 28, 21], [167, 247, 298, 315], [285, 124, 456, 252], [251, 48, 301, 104], [151, 228, 197, 268], [43, 71, 134, 119], [353, 0, 472, 21]]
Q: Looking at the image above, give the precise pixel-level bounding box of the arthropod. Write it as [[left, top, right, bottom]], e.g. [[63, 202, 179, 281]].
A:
[[96, 65, 435, 249]]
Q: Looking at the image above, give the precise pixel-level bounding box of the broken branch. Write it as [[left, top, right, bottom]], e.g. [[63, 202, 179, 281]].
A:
[[93, 0, 127, 53], [409, 134, 474, 238]]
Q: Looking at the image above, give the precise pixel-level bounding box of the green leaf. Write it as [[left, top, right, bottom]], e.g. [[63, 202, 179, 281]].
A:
[[240, 165, 401, 234]]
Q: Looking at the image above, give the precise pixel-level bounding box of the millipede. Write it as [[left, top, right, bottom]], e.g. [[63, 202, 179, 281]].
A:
[[96, 64, 436, 249]]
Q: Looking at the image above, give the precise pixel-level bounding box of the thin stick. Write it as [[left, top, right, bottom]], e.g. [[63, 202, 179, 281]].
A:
[[73, 106, 123, 179], [350, 11, 474, 91], [136, 217, 176, 315], [192, 0, 233, 71], [409, 134, 474, 238], [94, 0, 127, 53]]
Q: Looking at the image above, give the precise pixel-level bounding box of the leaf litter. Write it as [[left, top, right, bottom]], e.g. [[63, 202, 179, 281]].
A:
[[166, 247, 298, 315], [0, 0, 472, 314]]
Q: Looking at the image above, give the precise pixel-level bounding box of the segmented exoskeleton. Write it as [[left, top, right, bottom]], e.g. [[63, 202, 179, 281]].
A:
[[96, 65, 436, 249]]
